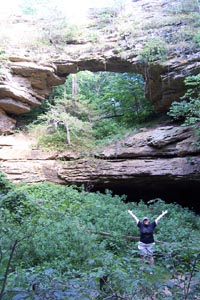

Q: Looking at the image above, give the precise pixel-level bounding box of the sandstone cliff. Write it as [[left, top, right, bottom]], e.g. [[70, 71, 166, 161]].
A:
[[1, 125, 199, 194], [0, 0, 199, 133], [0, 0, 200, 210], [0, 50, 199, 133]]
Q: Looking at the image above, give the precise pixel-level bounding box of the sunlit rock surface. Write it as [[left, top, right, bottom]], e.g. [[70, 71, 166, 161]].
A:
[[0, 52, 200, 133], [1, 126, 200, 186], [0, 0, 200, 212], [0, 0, 200, 133]]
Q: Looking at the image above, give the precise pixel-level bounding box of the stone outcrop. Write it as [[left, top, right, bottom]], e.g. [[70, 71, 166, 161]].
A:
[[0, 134, 63, 183], [0, 0, 199, 133], [0, 51, 199, 133], [1, 125, 200, 189], [99, 126, 199, 158], [54, 53, 200, 113], [0, 108, 16, 132], [56, 126, 200, 188], [1, 125, 200, 211], [0, 0, 200, 212], [0, 61, 65, 133]]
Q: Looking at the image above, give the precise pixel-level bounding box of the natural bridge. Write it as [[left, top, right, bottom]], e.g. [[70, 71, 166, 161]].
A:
[[0, 0, 200, 213]]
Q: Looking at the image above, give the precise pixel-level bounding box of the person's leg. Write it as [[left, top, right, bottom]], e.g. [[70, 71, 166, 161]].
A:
[[140, 255, 145, 264], [149, 255, 154, 265], [138, 242, 148, 263], [146, 243, 155, 265]]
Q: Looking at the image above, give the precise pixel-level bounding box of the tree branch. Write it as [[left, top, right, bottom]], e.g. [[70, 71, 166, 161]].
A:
[[88, 230, 139, 241], [0, 239, 19, 300]]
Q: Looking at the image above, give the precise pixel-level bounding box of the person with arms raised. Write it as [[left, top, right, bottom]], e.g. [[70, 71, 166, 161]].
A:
[[128, 209, 168, 265]]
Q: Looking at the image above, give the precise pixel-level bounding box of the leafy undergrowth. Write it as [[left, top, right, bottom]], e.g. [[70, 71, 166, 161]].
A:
[[0, 178, 199, 300]]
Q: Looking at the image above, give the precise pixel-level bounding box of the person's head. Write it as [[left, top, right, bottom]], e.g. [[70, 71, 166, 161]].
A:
[[143, 216, 150, 224]]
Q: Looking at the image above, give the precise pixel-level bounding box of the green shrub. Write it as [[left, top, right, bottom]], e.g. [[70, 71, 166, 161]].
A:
[[139, 38, 168, 62], [194, 31, 200, 47], [167, 74, 200, 140], [0, 182, 199, 299], [0, 171, 13, 194]]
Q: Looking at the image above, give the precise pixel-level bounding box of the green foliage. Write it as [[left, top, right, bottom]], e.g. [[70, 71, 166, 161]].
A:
[[0, 190, 37, 223], [37, 127, 69, 150], [167, 99, 200, 125], [93, 119, 122, 139], [0, 49, 5, 58], [88, 6, 119, 29], [19, 0, 73, 46], [64, 24, 82, 43], [29, 71, 155, 149], [168, 0, 200, 15], [64, 71, 154, 135], [139, 38, 168, 63], [35, 96, 93, 149], [20, 0, 62, 16], [0, 171, 13, 194], [194, 31, 200, 47], [96, 8, 116, 27], [167, 74, 200, 140], [0, 181, 199, 299]]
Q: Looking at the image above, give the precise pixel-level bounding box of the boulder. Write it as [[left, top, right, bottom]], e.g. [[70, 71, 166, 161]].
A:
[[0, 108, 16, 133]]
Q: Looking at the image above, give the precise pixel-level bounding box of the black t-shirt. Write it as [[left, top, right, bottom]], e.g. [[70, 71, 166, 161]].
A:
[[137, 220, 157, 244]]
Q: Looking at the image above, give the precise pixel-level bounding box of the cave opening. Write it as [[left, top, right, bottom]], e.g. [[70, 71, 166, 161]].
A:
[[57, 71, 198, 215], [91, 180, 200, 214], [14, 69, 199, 215]]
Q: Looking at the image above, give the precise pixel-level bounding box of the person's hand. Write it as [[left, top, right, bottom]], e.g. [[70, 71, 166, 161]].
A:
[[162, 210, 168, 215]]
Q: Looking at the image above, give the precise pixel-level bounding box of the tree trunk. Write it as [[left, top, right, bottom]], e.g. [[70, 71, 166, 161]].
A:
[[72, 74, 78, 99], [63, 120, 71, 145]]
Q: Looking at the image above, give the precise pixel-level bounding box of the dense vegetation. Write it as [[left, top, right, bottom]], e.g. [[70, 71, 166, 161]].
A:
[[168, 74, 200, 148], [0, 172, 199, 299], [23, 70, 200, 151], [168, 74, 200, 122], [0, 1, 200, 299], [23, 71, 155, 150]]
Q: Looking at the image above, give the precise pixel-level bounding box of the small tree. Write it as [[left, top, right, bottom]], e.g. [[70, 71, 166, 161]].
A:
[[168, 74, 200, 147], [37, 97, 93, 146], [168, 74, 200, 126]]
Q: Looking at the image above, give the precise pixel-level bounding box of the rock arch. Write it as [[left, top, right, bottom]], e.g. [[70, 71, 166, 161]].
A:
[[0, 51, 199, 133], [0, 55, 200, 212]]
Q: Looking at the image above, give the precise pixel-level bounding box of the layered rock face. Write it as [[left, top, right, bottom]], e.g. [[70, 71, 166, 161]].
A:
[[0, 0, 200, 211], [0, 60, 65, 133], [57, 126, 200, 194], [0, 0, 200, 133], [1, 51, 199, 133], [1, 126, 200, 197]]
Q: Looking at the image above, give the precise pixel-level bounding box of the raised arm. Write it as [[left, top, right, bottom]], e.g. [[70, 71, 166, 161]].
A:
[[128, 210, 139, 224], [155, 210, 168, 224]]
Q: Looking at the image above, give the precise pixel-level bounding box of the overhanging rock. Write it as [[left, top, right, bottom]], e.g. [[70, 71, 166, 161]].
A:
[[0, 49, 200, 133]]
